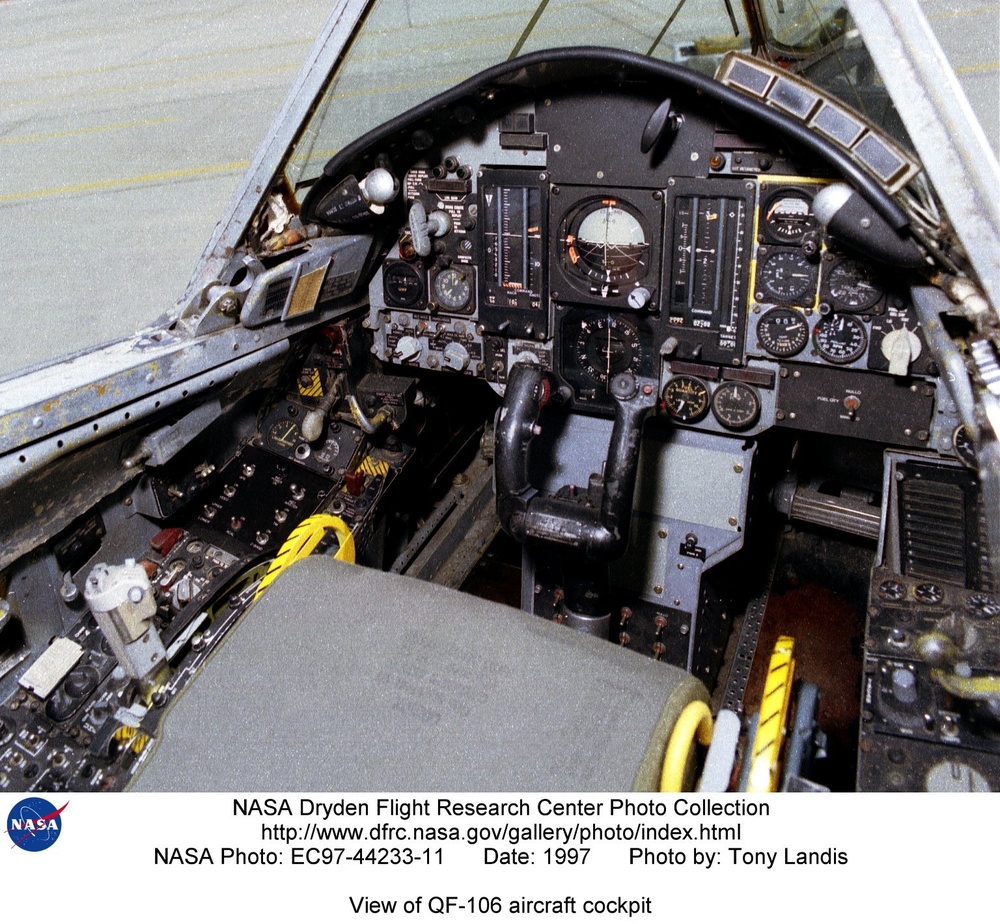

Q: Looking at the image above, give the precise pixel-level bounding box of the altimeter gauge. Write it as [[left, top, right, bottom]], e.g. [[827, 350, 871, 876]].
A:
[[756, 249, 818, 304]]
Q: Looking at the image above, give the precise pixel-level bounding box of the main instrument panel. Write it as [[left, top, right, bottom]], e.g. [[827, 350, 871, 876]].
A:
[[363, 78, 937, 451]]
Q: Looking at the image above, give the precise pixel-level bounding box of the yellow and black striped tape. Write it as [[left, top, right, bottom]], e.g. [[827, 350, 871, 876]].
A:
[[746, 635, 795, 793], [298, 368, 323, 398], [254, 514, 356, 601], [113, 726, 151, 755], [358, 456, 390, 478]]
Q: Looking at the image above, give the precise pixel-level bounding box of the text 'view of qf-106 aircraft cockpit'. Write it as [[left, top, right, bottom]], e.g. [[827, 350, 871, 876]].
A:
[[1, 0, 999, 794]]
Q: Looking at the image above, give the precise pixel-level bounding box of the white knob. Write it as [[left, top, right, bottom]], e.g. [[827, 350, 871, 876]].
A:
[[443, 341, 470, 370], [880, 328, 921, 376], [360, 167, 399, 206], [396, 335, 422, 362]]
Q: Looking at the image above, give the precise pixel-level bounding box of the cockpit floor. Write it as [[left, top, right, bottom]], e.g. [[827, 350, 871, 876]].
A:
[[745, 527, 872, 790]]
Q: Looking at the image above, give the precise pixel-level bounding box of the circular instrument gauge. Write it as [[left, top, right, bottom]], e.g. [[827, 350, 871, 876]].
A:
[[574, 315, 642, 387], [662, 375, 710, 423], [756, 249, 817, 304], [966, 592, 1000, 619], [763, 190, 816, 244], [711, 382, 761, 431], [564, 198, 649, 286], [813, 314, 868, 364], [953, 424, 977, 469], [432, 266, 472, 312], [756, 307, 809, 357], [267, 419, 301, 451], [825, 258, 884, 312], [383, 261, 424, 307]]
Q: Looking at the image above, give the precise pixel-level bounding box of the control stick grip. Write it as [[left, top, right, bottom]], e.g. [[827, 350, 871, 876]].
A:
[[495, 363, 656, 563]]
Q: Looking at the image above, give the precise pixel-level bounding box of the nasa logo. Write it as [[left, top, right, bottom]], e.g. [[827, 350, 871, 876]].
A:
[[6, 797, 67, 852]]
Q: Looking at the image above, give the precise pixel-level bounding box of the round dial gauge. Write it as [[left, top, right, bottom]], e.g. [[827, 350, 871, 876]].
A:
[[756, 307, 809, 357], [662, 375, 710, 423], [574, 315, 642, 386], [953, 424, 977, 469], [825, 258, 884, 312], [432, 266, 472, 312], [813, 314, 868, 364], [756, 250, 817, 304], [267, 419, 301, 451], [711, 382, 761, 431], [763, 191, 816, 244], [565, 199, 648, 285], [383, 261, 424, 307]]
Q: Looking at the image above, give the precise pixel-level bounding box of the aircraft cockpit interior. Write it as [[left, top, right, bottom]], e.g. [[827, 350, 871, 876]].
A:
[[2, 1, 999, 793]]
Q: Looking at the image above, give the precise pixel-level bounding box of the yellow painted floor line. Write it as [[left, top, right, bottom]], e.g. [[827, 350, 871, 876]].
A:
[[1, 63, 297, 111], [955, 61, 1000, 74], [0, 39, 313, 88], [0, 160, 250, 204], [927, 4, 1000, 22], [0, 117, 177, 147]]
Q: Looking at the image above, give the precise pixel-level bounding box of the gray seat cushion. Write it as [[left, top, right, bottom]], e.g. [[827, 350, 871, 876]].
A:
[[134, 556, 706, 791]]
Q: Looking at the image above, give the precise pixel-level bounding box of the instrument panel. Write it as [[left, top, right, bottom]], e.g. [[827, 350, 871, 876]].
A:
[[365, 79, 937, 448]]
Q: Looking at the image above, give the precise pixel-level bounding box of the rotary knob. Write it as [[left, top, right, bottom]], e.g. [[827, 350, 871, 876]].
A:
[[395, 335, 422, 362], [442, 341, 470, 370], [880, 328, 922, 376]]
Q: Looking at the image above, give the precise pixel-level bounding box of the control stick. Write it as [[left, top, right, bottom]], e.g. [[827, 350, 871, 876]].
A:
[[495, 363, 657, 635]]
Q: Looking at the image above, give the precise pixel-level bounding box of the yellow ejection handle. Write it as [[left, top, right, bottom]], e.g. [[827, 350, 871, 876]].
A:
[[254, 514, 355, 601], [660, 700, 714, 792]]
